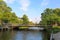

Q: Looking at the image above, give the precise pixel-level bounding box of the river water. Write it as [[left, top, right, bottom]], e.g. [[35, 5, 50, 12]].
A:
[[0, 30, 46, 40]]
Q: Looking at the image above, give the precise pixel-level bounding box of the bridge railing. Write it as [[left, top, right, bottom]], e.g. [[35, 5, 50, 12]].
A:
[[8, 24, 52, 28]]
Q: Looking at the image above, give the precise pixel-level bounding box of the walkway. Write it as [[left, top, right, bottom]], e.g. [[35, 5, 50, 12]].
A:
[[53, 32, 60, 40]]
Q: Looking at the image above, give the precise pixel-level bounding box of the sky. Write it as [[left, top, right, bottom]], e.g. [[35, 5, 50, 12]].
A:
[[3, 0, 60, 23]]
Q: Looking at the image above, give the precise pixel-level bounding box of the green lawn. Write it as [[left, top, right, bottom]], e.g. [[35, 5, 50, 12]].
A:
[[19, 26, 29, 29]]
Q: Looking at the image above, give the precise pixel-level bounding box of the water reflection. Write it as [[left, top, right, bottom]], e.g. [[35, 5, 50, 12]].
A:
[[0, 31, 44, 40]]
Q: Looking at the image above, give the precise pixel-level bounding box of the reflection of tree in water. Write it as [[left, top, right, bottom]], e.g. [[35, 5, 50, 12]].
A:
[[0, 31, 11, 40], [0, 31, 28, 40], [43, 31, 50, 40], [0, 31, 17, 40], [0, 31, 44, 40]]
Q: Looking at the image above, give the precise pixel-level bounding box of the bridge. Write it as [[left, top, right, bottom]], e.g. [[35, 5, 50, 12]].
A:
[[8, 24, 52, 30], [9, 25, 45, 27], [8, 24, 52, 27], [0, 23, 52, 31]]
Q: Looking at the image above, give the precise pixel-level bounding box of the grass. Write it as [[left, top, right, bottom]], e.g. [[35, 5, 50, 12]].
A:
[[53, 26, 60, 34], [19, 26, 29, 29]]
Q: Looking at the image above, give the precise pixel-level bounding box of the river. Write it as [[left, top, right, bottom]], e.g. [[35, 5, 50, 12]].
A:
[[0, 30, 46, 40]]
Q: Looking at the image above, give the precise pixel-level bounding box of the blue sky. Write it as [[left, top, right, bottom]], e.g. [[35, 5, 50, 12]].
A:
[[3, 0, 60, 23]]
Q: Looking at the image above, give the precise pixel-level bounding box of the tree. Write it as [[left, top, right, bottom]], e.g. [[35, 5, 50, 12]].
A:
[[40, 8, 60, 26], [0, 0, 23, 26], [22, 14, 29, 25], [9, 12, 18, 23], [29, 21, 34, 25]]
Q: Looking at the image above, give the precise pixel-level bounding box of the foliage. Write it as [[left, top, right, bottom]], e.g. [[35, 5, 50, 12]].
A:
[[22, 14, 29, 25], [18, 18, 23, 24], [0, 0, 23, 26], [53, 27, 60, 34], [29, 21, 34, 25], [40, 8, 60, 27]]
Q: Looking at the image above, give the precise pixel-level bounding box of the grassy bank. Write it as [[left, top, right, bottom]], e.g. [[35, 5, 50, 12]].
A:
[[19, 26, 29, 29], [53, 26, 60, 34]]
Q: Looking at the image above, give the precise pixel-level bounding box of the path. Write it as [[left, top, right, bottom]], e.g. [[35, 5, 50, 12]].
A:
[[53, 32, 60, 40]]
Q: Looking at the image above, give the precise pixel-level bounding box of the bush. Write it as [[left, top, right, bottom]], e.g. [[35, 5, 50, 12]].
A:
[[53, 27, 60, 34]]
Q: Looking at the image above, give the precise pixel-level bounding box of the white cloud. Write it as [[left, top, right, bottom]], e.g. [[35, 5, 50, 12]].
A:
[[40, 0, 49, 7], [19, 0, 30, 12], [3, 0, 15, 4], [29, 16, 41, 23]]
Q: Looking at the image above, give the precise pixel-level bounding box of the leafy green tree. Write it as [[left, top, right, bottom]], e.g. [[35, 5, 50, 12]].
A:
[[9, 12, 18, 24], [18, 18, 23, 24], [22, 14, 29, 25], [0, 0, 23, 26], [40, 8, 60, 26], [29, 21, 34, 25]]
